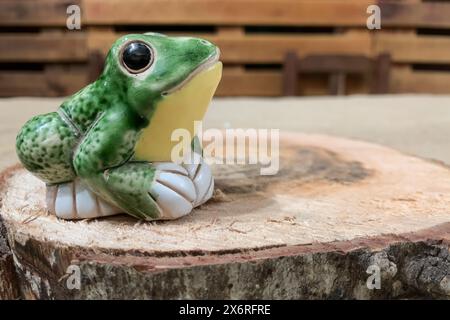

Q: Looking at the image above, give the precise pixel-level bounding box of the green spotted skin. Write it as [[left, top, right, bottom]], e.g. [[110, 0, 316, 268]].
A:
[[104, 162, 159, 220], [60, 74, 129, 133], [16, 33, 218, 220], [16, 112, 77, 184]]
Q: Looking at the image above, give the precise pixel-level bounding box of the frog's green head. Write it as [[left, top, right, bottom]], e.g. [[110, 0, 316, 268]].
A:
[[101, 33, 221, 120], [100, 33, 222, 161]]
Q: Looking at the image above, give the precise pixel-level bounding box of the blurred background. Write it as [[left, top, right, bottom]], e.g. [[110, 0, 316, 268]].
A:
[[1, 0, 450, 97]]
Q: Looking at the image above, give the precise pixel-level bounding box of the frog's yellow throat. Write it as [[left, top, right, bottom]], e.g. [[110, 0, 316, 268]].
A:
[[134, 61, 222, 162]]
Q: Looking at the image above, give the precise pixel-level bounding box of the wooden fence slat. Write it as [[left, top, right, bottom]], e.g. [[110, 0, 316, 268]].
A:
[[0, 33, 87, 62], [218, 71, 281, 96], [375, 33, 450, 64], [209, 33, 372, 63], [82, 0, 450, 28], [0, 0, 80, 27], [83, 0, 372, 26], [391, 67, 450, 94], [218, 70, 369, 96], [380, 1, 450, 29], [0, 67, 87, 97], [88, 32, 372, 64]]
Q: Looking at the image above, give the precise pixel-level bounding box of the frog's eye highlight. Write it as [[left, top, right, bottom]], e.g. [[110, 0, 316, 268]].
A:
[[121, 41, 153, 73]]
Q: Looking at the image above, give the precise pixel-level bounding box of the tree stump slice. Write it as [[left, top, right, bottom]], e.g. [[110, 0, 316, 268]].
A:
[[0, 215, 19, 299], [0, 133, 449, 299]]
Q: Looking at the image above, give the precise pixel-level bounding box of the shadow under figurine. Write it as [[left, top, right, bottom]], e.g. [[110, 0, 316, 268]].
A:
[[16, 33, 222, 221]]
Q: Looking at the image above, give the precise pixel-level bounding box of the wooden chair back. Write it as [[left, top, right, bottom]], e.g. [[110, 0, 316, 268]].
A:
[[282, 53, 391, 96]]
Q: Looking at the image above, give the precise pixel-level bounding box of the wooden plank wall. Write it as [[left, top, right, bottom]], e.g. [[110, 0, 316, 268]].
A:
[[1, 0, 450, 97]]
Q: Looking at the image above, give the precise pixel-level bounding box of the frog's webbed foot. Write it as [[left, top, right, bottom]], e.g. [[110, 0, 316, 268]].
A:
[[181, 157, 214, 207], [151, 159, 214, 218], [150, 163, 195, 219], [46, 180, 122, 220]]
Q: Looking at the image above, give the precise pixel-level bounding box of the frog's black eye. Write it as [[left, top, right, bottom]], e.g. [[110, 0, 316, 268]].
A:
[[121, 41, 153, 73]]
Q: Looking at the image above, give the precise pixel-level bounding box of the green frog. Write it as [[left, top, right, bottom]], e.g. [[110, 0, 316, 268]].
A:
[[16, 33, 222, 221]]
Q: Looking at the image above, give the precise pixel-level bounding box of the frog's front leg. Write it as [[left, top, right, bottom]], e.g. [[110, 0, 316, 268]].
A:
[[48, 162, 199, 220], [70, 111, 157, 220], [71, 111, 197, 220], [109, 162, 200, 220]]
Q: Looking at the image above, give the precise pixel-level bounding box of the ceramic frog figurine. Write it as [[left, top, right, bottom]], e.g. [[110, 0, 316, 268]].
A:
[[16, 33, 222, 221]]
